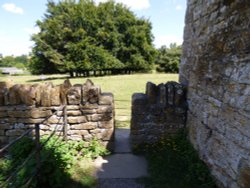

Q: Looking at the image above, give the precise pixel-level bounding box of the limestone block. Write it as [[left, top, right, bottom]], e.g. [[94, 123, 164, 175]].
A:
[[88, 86, 100, 104], [0, 111, 8, 118], [0, 136, 8, 144], [0, 82, 11, 106], [166, 82, 174, 106], [67, 110, 82, 116], [17, 118, 44, 124], [158, 83, 166, 106], [30, 109, 52, 118], [99, 128, 114, 141], [146, 82, 157, 104], [39, 124, 50, 130], [8, 84, 21, 105], [97, 105, 113, 114], [80, 109, 96, 114], [68, 130, 88, 136], [47, 115, 63, 124], [0, 130, 5, 136], [99, 93, 113, 105], [13, 123, 26, 129], [67, 105, 80, 110], [83, 134, 93, 141], [98, 120, 114, 129], [0, 123, 12, 130], [67, 116, 87, 124], [67, 86, 81, 105], [41, 83, 53, 107], [18, 84, 36, 106], [49, 124, 64, 131], [132, 93, 148, 106], [69, 135, 83, 141], [174, 84, 185, 106], [71, 122, 97, 130], [50, 86, 61, 106], [81, 103, 99, 109], [8, 110, 29, 118], [32, 84, 42, 105], [6, 129, 24, 136], [87, 113, 113, 122], [60, 79, 72, 104]]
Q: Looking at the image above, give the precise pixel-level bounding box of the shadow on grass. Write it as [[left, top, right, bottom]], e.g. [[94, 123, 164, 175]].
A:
[[133, 129, 217, 188], [26, 76, 70, 83]]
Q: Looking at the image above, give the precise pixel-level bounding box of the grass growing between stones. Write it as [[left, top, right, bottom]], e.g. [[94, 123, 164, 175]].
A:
[[134, 129, 217, 188], [1, 73, 178, 128]]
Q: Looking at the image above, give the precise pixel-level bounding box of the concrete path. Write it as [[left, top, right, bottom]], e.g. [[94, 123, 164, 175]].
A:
[[95, 129, 148, 188]]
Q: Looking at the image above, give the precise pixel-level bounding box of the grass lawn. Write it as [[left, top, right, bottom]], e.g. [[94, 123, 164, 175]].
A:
[[1, 73, 178, 128]]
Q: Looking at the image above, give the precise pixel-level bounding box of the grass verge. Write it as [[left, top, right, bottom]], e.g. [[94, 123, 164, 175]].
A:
[[134, 129, 217, 188]]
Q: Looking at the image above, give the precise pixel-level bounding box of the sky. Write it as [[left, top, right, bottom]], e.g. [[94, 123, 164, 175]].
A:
[[0, 0, 186, 56]]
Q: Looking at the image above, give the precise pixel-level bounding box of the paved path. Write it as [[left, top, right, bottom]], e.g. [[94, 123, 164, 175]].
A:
[[95, 129, 148, 188]]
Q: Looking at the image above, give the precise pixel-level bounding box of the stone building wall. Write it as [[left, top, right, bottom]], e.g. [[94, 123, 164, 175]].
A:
[[180, 1, 250, 187], [131, 81, 187, 145], [0, 79, 114, 150]]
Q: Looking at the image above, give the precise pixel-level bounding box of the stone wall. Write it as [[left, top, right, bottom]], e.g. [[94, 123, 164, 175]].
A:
[[0, 79, 114, 150], [131, 81, 187, 145], [180, 1, 250, 187]]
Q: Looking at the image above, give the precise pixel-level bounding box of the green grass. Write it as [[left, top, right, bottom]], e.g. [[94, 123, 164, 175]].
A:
[[1, 73, 178, 128], [135, 130, 217, 188]]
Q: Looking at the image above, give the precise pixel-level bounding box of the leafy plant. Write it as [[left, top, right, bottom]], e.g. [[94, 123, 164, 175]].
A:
[[0, 136, 109, 188]]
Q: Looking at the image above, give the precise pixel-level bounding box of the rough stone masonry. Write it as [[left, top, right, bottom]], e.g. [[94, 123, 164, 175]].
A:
[[180, 1, 250, 188], [0, 79, 115, 150], [131, 81, 187, 145]]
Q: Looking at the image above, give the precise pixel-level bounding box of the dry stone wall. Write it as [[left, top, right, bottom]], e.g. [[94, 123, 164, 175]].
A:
[[180, 1, 250, 187], [131, 81, 187, 145], [0, 79, 114, 150]]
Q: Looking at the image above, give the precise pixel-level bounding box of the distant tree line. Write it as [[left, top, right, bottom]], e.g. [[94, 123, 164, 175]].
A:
[[155, 43, 182, 73], [29, 0, 157, 77], [0, 54, 29, 69]]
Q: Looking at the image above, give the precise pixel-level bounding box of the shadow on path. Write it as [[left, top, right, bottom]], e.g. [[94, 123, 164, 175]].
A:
[[95, 128, 148, 188]]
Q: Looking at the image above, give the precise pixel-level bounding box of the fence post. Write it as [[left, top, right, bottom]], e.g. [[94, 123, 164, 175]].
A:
[[63, 105, 68, 141], [35, 124, 41, 185]]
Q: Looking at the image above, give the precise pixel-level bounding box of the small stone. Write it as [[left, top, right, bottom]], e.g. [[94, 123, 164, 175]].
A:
[[98, 120, 114, 129], [97, 105, 113, 114], [67, 86, 81, 105], [69, 135, 83, 141], [146, 82, 157, 104], [67, 116, 87, 124], [99, 93, 113, 105], [71, 122, 97, 129], [67, 110, 82, 116]]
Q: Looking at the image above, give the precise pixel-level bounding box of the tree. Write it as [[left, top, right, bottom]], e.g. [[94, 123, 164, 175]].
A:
[[155, 43, 182, 73], [29, 0, 156, 76], [0, 55, 29, 69]]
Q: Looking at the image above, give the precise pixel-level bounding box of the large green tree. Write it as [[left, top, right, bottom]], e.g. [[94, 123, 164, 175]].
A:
[[29, 0, 156, 76], [155, 43, 182, 73]]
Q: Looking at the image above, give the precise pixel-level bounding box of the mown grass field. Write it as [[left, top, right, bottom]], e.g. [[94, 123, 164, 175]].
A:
[[1, 73, 178, 128]]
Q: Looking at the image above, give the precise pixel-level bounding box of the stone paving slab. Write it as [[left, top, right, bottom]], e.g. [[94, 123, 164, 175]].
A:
[[97, 178, 144, 188], [95, 154, 148, 178]]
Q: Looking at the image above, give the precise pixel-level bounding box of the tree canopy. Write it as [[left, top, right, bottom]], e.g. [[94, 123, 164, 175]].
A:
[[29, 0, 156, 76], [155, 43, 182, 73]]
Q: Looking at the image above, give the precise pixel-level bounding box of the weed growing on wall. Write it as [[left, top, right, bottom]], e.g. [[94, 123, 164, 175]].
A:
[[134, 129, 217, 188], [0, 136, 110, 188]]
